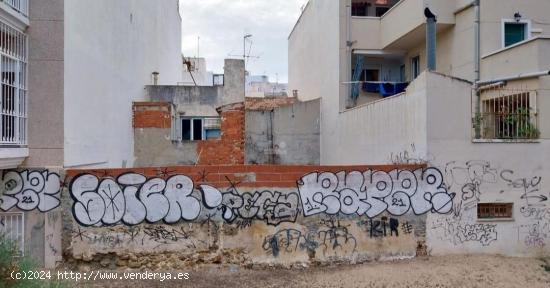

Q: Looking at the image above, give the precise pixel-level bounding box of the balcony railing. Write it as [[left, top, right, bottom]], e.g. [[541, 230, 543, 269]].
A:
[[2, 0, 28, 17], [474, 88, 539, 140]]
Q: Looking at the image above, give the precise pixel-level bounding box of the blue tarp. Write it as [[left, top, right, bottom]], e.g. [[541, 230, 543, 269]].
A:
[[362, 82, 408, 97]]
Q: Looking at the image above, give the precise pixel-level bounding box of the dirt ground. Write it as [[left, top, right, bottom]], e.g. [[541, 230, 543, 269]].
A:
[[72, 255, 550, 288]]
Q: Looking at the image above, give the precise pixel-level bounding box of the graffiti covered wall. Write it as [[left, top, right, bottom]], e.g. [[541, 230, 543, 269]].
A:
[[3, 161, 549, 269], [62, 164, 450, 268]]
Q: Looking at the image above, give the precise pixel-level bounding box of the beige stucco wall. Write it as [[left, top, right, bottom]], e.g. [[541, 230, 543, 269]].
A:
[[425, 73, 550, 257], [25, 0, 64, 168]]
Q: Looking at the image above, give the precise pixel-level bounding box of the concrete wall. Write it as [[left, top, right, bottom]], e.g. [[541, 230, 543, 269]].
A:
[[146, 85, 224, 117], [315, 70, 550, 257], [25, 0, 64, 167], [246, 99, 321, 165], [424, 73, 550, 257], [62, 163, 444, 269], [146, 59, 245, 115], [324, 73, 429, 165], [64, 0, 183, 169]]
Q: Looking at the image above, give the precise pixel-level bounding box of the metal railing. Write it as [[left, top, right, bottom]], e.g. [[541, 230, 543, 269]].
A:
[[0, 20, 27, 146], [474, 87, 539, 140], [2, 0, 28, 17], [0, 212, 24, 256]]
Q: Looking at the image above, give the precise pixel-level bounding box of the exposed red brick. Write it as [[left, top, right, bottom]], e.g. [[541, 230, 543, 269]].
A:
[[66, 164, 428, 190], [133, 102, 171, 128], [196, 103, 245, 165]]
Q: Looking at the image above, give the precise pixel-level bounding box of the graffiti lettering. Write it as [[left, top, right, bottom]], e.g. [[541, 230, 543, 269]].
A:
[[0, 170, 61, 212], [297, 168, 454, 218]]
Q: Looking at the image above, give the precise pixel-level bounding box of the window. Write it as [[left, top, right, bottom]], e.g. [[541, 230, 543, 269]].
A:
[[411, 56, 420, 80], [477, 203, 513, 219], [0, 21, 27, 146], [0, 212, 24, 256], [179, 117, 221, 141], [478, 91, 539, 140], [502, 19, 530, 47]]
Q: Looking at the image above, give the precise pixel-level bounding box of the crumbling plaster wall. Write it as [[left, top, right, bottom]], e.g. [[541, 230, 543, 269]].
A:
[[246, 99, 321, 165]]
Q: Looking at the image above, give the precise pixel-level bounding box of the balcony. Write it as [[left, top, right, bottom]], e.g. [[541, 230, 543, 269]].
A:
[[481, 36, 550, 81], [348, 52, 408, 107], [2, 0, 27, 17], [351, 0, 455, 50]]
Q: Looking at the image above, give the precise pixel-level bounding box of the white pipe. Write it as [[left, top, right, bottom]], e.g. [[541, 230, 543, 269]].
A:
[[476, 70, 550, 87]]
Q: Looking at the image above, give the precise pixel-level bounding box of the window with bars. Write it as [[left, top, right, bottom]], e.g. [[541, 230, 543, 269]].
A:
[[477, 203, 513, 219], [0, 21, 27, 146], [0, 212, 24, 256], [476, 90, 539, 140]]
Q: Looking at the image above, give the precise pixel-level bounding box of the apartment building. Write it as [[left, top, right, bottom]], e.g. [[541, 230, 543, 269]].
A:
[[246, 74, 288, 98], [0, 0, 183, 267], [289, 0, 550, 256]]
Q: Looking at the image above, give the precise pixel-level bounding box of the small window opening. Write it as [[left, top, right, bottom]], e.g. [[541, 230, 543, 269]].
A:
[[477, 203, 513, 219]]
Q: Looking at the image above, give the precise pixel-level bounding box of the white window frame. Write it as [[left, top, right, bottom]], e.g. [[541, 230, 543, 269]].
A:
[[175, 116, 221, 142], [501, 18, 532, 48]]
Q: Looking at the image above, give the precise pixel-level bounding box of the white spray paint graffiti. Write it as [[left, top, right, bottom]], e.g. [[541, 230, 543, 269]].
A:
[[297, 168, 454, 218], [70, 173, 203, 226], [70, 167, 454, 227], [0, 170, 61, 212]]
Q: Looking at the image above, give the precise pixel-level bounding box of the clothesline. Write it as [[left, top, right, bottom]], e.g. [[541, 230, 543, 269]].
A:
[[342, 80, 408, 84]]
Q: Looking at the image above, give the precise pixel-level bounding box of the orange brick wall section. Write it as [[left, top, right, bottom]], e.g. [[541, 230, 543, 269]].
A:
[[133, 102, 171, 129], [196, 104, 245, 165], [66, 164, 425, 189]]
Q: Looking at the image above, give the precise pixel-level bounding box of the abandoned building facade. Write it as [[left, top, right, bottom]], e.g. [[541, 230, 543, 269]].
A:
[[0, 0, 549, 270]]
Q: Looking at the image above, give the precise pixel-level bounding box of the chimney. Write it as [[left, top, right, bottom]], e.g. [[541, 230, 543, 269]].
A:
[[425, 8, 437, 71]]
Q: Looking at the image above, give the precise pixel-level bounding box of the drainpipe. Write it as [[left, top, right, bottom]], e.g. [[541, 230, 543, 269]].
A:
[[474, 0, 481, 139], [425, 8, 437, 71], [346, 3, 353, 108]]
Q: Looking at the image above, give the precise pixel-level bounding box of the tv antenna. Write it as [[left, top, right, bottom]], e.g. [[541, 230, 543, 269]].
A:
[[228, 33, 260, 71]]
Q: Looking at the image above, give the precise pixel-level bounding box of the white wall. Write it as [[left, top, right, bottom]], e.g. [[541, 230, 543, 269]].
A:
[[425, 72, 550, 257], [288, 0, 340, 102], [323, 73, 429, 165], [64, 0, 183, 168]]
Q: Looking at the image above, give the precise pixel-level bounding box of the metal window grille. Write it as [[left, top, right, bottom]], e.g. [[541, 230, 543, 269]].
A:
[[2, 0, 28, 16], [477, 203, 513, 219], [473, 86, 539, 140], [0, 20, 27, 146], [203, 117, 221, 129], [0, 212, 24, 256]]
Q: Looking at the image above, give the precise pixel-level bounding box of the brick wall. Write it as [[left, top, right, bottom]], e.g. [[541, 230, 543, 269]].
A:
[[65, 164, 424, 188], [197, 103, 245, 165], [132, 102, 171, 128]]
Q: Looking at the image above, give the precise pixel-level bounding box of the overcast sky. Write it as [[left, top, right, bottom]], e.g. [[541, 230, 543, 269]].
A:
[[179, 0, 308, 83]]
